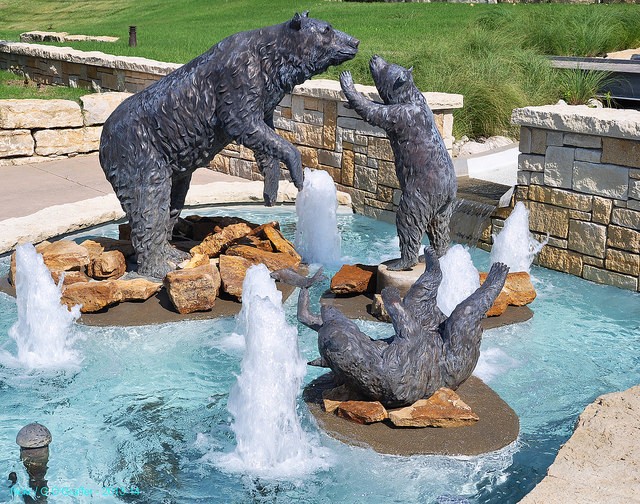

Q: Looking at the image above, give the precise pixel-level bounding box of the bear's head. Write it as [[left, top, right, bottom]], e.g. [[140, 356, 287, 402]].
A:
[[286, 12, 359, 77], [369, 55, 417, 105]]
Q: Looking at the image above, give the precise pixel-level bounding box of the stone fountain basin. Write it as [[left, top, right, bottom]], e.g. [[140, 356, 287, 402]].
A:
[[0, 276, 295, 327], [304, 373, 519, 457]]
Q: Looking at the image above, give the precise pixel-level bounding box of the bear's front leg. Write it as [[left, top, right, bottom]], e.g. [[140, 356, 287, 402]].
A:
[[242, 122, 303, 193], [340, 71, 399, 133], [254, 150, 281, 206]]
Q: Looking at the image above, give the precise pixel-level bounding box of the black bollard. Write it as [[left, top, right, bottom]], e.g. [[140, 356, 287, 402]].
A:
[[128, 26, 137, 47]]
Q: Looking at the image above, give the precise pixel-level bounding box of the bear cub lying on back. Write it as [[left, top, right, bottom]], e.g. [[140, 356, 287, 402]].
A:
[[340, 56, 456, 270]]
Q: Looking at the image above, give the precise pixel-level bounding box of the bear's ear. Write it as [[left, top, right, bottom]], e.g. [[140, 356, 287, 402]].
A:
[[290, 12, 307, 30], [393, 73, 408, 91]]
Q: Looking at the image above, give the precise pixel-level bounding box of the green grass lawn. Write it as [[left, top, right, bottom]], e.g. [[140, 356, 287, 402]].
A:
[[1, 0, 639, 138], [0, 69, 90, 100]]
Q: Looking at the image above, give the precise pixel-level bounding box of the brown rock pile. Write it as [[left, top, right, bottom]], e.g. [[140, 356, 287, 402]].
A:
[[480, 271, 536, 317], [8, 215, 302, 315], [330, 263, 378, 295], [321, 383, 479, 428]]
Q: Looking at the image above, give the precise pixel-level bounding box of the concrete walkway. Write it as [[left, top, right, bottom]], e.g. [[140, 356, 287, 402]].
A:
[[0, 154, 302, 254], [0, 154, 250, 221]]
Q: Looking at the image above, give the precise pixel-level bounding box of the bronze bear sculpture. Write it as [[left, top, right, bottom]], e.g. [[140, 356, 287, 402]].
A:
[[292, 248, 509, 408], [340, 56, 457, 270], [100, 13, 359, 277]]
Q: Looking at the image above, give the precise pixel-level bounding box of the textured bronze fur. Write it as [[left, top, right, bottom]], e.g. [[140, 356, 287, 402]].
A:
[[296, 248, 509, 408], [100, 13, 358, 277], [340, 56, 456, 270]]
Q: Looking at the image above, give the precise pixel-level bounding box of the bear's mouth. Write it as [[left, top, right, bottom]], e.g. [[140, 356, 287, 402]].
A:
[[369, 55, 385, 73], [332, 45, 358, 65]]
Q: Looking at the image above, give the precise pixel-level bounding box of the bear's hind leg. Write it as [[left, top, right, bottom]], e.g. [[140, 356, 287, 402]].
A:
[[388, 197, 426, 271], [130, 168, 176, 278], [167, 171, 194, 263], [426, 199, 454, 258], [255, 151, 281, 206]]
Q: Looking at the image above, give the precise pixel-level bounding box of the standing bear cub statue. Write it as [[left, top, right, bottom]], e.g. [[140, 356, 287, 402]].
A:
[[100, 13, 359, 278], [340, 56, 456, 270]]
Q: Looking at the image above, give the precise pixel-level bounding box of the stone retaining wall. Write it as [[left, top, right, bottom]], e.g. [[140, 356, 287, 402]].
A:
[[0, 41, 179, 92], [0, 42, 463, 219], [507, 104, 640, 291], [0, 93, 130, 164], [211, 79, 462, 220]]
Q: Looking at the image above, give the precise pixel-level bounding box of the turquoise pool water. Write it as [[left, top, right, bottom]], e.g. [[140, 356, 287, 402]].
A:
[[0, 205, 638, 503]]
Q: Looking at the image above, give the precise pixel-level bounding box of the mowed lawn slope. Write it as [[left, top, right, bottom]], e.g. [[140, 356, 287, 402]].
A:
[[1, 1, 639, 138]]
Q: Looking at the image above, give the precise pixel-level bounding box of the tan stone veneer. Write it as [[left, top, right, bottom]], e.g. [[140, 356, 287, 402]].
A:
[[488, 104, 640, 292]]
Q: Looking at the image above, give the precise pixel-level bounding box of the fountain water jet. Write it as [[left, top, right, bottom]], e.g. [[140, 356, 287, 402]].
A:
[[219, 264, 330, 478], [436, 244, 481, 317], [295, 167, 341, 265], [490, 202, 546, 274], [1, 243, 82, 369]]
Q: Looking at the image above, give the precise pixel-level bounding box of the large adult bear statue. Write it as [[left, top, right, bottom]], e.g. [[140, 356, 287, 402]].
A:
[[100, 13, 359, 278], [340, 56, 456, 270]]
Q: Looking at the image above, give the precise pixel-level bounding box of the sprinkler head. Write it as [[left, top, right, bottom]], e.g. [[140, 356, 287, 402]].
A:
[[16, 423, 51, 494], [16, 423, 52, 450]]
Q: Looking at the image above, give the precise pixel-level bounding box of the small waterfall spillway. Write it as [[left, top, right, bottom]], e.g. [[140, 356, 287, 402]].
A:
[[295, 167, 341, 265], [220, 264, 330, 477], [2, 243, 82, 369], [490, 202, 546, 273], [449, 198, 496, 249]]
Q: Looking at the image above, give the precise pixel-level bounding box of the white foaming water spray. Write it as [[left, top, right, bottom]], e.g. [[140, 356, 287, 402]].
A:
[[219, 264, 330, 478], [490, 202, 546, 273], [436, 245, 480, 317], [295, 167, 341, 265], [1, 243, 82, 369]]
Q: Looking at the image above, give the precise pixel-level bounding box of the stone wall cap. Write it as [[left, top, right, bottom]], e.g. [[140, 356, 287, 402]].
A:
[[511, 104, 640, 140], [0, 41, 180, 75], [294, 79, 463, 111]]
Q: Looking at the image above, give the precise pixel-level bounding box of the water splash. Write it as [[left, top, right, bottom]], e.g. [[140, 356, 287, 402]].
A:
[[1, 243, 82, 369], [490, 202, 546, 273], [437, 245, 480, 317], [218, 264, 331, 478], [295, 167, 341, 265]]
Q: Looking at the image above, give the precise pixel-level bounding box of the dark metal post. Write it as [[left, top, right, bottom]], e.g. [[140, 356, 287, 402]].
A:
[[129, 26, 137, 47]]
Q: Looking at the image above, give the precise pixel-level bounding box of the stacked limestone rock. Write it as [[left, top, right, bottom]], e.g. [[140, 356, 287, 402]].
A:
[[329, 263, 536, 318], [8, 238, 160, 312], [7, 216, 301, 316], [161, 216, 301, 313], [322, 382, 479, 428]]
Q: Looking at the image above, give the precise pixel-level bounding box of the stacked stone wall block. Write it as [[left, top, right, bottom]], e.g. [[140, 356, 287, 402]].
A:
[[572, 162, 629, 200], [0, 129, 34, 158], [583, 256, 604, 267], [519, 127, 532, 153], [530, 128, 547, 154], [544, 146, 575, 189], [611, 208, 640, 230], [526, 201, 570, 238], [567, 220, 606, 258], [583, 265, 638, 291], [563, 133, 601, 149], [546, 131, 563, 147], [519, 154, 545, 172], [601, 138, 640, 168], [34, 126, 101, 156], [575, 148, 602, 164]]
